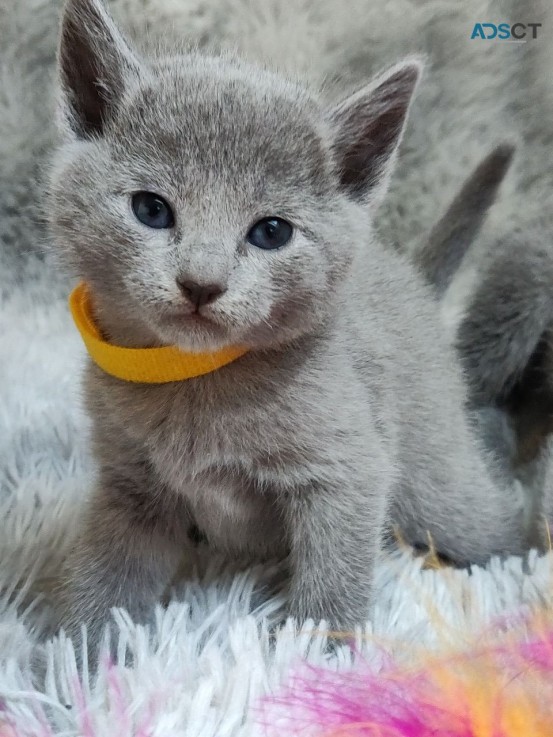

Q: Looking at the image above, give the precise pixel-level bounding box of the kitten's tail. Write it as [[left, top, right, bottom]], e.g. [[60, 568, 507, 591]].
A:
[[416, 143, 515, 297], [420, 142, 553, 406]]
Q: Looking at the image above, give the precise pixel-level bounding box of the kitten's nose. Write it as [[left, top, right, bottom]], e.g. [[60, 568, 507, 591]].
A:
[[176, 278, 226, 309]]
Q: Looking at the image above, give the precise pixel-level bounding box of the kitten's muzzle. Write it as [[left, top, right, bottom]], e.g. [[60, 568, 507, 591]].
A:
[[176, 278, 226, 311]]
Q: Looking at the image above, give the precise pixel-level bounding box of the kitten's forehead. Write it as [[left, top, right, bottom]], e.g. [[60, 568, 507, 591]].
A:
[[111, 54, 331, 195]]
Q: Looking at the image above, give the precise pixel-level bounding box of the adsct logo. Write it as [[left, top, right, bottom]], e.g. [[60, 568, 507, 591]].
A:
[[470, 22, 542, 42]]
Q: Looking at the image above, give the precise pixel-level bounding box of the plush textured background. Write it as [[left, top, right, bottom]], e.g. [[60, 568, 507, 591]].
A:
[[1, 0, 553, 733]]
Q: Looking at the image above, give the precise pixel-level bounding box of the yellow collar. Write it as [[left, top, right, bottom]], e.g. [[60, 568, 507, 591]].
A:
[[69, 282, 247, 383]]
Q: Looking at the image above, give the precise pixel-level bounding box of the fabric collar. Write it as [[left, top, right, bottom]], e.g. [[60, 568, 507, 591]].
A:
[[69, 282, 247, 383]]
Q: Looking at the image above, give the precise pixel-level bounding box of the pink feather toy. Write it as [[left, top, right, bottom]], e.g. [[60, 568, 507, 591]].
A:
[[260, 609, 553, 737]]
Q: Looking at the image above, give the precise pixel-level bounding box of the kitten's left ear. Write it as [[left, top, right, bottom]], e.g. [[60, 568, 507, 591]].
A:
[[57, 0, 147, 139], [329, 59, 422, 203]]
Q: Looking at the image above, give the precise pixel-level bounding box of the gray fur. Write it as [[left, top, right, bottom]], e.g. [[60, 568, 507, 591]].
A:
[[456, 239, 553, 407], [452, 238, 553, 544], [539, 436, 553, 544], [417, 144, 515, 296], [416, 151, 553, 540], [48, 0, 528, 651]]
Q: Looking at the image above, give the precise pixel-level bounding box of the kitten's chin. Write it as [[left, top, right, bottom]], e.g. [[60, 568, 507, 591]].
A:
[[156, 314, 239, 353], [155, 306, 321, 354]]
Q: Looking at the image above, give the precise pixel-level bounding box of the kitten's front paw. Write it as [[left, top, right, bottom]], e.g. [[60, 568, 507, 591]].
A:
[[249, 563, 289, 615]]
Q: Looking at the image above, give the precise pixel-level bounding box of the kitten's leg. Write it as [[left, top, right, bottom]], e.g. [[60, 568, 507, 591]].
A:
[[284, 469, 390, 631], [58, 476, 190, 656], [392, 427, 528, 564]]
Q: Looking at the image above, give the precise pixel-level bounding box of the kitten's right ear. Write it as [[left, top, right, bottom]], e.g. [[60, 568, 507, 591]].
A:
[[328, 59, 421, 204], [57, 0, 145, 138]]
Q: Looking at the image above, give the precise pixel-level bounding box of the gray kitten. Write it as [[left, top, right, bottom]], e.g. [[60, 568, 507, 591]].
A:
[[49, 0, 527, 650]]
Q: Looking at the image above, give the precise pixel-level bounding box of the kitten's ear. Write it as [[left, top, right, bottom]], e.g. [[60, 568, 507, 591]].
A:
[[57, 0, 145, 138], [329, 59, 422, 202]]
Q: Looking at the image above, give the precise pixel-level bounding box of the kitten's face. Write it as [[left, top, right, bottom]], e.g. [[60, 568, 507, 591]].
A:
[[50, 59, 356, 351], [50, 0, 419, 352]]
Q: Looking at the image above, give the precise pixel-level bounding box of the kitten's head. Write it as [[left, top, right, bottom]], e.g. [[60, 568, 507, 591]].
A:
[[49, 0, 420, 352]]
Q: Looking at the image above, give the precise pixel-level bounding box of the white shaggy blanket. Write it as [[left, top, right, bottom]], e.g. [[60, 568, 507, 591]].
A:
[[1, 265, 552, 735]]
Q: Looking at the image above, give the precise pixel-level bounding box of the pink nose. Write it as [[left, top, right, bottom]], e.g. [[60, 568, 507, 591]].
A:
[[176, 278, 226, 309]]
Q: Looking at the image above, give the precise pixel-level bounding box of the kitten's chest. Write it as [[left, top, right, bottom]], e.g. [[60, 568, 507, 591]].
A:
[[129, 383, 288, 557], [96, 349, 366, 492], [103, 369, 301, 486], [93, 372, 288, 556], [147, 386, 271, 477]]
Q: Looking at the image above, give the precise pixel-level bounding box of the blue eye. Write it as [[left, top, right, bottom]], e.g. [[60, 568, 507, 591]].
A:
[[247, 217, 293, 250], [132, 192, 174, 229]]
